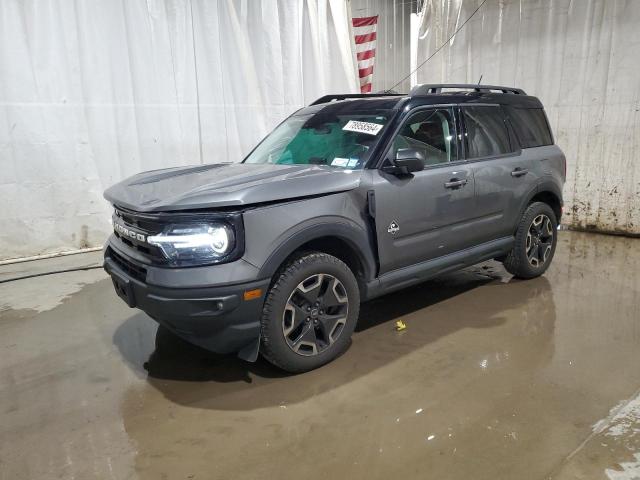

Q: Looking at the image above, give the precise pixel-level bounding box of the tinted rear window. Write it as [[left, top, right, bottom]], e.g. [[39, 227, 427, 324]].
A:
[[506, 107, 553, 148], [462, 106, 511, 158]]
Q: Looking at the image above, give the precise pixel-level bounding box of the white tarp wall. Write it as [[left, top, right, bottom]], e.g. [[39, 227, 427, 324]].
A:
[[0, 0, 358, 261], [415, 0, 640, 235]]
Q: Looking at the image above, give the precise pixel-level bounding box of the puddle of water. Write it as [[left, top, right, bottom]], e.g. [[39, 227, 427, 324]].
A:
[[0, 269, 106, 313]]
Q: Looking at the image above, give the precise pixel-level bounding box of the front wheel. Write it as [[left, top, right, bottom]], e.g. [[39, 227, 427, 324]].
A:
[[260, 252, 360, 373], [503, 202, 558, 279]]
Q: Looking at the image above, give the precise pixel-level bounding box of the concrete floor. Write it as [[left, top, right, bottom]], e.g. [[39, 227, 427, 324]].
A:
[[1, 231, 639, 480]]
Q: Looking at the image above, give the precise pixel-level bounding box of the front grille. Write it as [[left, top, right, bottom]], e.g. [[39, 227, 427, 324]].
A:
[[116, 209, 164, 233], [113, 231, 159, 256], [108, 247, 148, 282], [113, 206, 166, 261]]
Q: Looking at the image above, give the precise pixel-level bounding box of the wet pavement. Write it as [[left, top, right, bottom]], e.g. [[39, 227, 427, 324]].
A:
[[1, 230, 639, 480]]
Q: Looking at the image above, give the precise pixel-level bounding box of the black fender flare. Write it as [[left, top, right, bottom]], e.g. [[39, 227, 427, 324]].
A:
[[517, 180, 564, 223], [536, 179, 564, 206], [257, 219, 377, 283]]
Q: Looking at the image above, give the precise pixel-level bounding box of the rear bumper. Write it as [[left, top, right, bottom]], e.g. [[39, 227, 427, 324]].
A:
[[103, 247, 269, 358]]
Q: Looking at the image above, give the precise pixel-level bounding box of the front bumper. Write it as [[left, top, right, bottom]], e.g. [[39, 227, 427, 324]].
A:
[[103, 245, 269, 359]]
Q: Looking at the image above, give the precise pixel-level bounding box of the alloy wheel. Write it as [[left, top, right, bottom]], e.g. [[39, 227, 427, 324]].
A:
[[282, 273, 349, 356], [526, 214, 554, 268]]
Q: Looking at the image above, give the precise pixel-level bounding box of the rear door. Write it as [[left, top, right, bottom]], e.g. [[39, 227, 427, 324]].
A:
[[371, 106, 477, 275], [460, 105, 537, 243]]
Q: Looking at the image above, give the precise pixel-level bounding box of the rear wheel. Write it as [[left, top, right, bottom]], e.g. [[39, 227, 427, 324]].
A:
[[260, 252, 360, 373], [503, 202, 558, 279]]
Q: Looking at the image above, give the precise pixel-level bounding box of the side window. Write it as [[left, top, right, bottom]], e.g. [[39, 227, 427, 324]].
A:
[[506, 107, 553, 148], [392, 108, 457, 167], [462, 106, 511, 158]]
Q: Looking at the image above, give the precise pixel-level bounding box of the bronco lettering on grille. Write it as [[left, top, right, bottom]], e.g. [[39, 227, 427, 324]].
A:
[[114, 222, 146, 242]]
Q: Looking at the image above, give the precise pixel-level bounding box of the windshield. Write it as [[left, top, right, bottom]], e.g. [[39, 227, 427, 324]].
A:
[[243, 110, 392, 169]]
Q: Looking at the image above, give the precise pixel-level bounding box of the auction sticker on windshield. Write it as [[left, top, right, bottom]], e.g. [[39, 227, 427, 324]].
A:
[[342, 120, 383, 136]]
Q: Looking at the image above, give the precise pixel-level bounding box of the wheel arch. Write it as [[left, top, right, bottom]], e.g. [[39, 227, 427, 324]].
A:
[[520, 181, 563, 225], [258, 222, 377, 292], [530, 190, 562, 223]]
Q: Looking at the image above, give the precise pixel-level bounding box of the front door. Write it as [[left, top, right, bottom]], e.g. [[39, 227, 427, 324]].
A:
[[371, 107, 476, 275]]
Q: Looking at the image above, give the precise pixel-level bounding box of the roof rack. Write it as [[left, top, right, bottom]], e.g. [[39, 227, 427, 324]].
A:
[[310, 93, 404, 106], [410, 84, 526, 96]]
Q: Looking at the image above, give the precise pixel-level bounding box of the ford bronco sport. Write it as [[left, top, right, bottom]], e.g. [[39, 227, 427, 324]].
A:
[[104, 84, 565, 373]]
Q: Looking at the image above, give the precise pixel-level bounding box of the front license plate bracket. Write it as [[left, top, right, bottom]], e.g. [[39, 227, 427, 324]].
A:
[[111, 273, 136, 308]]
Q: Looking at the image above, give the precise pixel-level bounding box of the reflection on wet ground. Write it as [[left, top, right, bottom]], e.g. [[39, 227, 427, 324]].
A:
[[1, 231, 639, 479]]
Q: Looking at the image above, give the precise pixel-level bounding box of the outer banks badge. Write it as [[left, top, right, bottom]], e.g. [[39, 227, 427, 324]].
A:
[[387, 220, 400, 235]]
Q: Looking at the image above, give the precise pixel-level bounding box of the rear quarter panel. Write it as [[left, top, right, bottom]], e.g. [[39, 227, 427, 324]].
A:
[[537, 144, 566, 187], [514, 144, 565, 225]]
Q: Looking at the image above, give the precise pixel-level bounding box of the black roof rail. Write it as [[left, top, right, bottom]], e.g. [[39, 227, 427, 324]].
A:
[[410, 84, 526, 96], [310, 93, 404, 106]]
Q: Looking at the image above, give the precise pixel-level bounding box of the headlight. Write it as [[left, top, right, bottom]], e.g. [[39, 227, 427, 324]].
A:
[[148, 223, 236, 265]]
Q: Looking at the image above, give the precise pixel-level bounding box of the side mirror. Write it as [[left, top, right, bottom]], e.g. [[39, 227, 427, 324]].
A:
[[382, 148, 425, 176]]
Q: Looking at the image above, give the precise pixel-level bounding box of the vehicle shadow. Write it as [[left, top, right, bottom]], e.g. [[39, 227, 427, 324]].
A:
[[113, 262, 556, 411]]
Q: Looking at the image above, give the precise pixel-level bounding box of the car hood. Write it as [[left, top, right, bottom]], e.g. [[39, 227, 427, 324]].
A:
[[103, 163, 364, 212]]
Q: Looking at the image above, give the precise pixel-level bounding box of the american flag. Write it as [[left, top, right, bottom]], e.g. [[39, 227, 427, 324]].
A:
[[352, 16, 378, 93]]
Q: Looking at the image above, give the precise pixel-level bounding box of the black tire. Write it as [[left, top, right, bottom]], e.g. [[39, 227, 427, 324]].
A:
[[503, 202, 558, 279], [260, 252, 360, 373]]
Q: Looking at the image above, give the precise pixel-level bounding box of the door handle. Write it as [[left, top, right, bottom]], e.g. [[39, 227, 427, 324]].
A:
[[511, 168, 529, 177], [444, 178, 468, 189]]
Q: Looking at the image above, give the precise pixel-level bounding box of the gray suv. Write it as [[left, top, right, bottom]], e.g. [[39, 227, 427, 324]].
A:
[[104, 84, 565, 372]]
